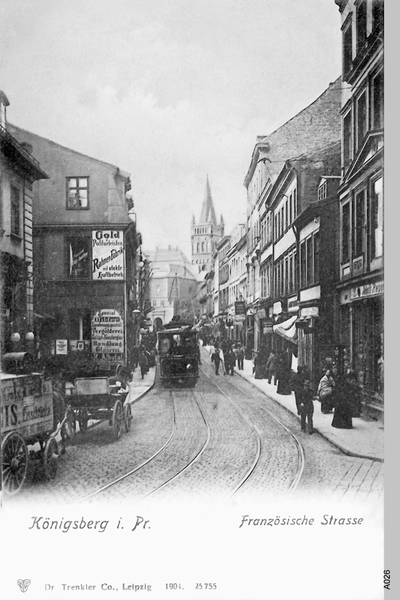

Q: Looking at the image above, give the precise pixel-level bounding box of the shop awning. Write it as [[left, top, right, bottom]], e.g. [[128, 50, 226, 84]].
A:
[[273, 315, 298, 344]]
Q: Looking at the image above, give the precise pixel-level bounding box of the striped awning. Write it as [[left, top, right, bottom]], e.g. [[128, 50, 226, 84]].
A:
[[273, 315, 298, 344]]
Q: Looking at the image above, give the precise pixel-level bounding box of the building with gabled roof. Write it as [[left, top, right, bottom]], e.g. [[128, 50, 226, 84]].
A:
[[7, 123, 140, 371]]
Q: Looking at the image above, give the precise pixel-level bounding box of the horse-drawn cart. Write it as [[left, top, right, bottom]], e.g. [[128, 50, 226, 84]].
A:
[[69, 377, 132, 439], [1, 369, 69, 495]]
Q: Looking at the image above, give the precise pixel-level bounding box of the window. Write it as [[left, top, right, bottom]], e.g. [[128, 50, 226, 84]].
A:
[[69, 309, 91, 341], [354, 190, 366, 257], [306, 237, 313, 286], [343, 18, 353, 77], [342, 203, 351, 263], [313, 232, 320, 283], [66, 177, 89, 209], [343, 111, 353, 170], [371, 177, 383, 259], [67, 236, 90, 279], [356, 0, 367, 55], [372, 0, 384, 32], [372, 70, 384, 130], [356, 91, 367, 151], [318, 181, 327, 201], [11, 185, 21, 237]]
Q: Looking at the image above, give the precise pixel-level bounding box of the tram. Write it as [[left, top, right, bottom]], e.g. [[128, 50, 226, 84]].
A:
[[157, 325, 200, 387]]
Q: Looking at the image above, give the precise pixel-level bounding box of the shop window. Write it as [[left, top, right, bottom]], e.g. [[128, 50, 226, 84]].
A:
[[67, 236, 90, 279], [66, 177, 89, 209], [10, 185, 21, 237]]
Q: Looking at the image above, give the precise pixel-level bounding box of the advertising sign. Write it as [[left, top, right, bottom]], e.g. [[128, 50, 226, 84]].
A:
[[0, 374, 53, 437], [92, 230, 124, 280], [55, 339, 68, 355], [235, 300, 246, 315], [91, 309, 124, 355]]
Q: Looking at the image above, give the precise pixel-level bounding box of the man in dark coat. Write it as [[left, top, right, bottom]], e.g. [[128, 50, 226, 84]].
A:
[[211, 346, 222, 375]]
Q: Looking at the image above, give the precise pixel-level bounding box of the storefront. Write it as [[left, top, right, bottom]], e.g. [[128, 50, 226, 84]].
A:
[[339, 280, 384, 400]]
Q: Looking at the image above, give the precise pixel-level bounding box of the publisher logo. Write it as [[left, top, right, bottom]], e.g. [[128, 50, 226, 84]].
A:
[[17, 579, 31, 593]]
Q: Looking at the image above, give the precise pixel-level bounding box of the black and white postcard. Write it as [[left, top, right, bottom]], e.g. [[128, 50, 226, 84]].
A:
[[0, 1, 390, 599]]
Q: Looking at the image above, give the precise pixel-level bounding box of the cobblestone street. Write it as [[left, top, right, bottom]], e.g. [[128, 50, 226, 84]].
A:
[[6, 356, 383, 509]]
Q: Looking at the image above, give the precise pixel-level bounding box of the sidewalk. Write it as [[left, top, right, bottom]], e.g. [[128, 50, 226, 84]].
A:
[[127, 365, 156, 404], [204, 347, 384, 462]]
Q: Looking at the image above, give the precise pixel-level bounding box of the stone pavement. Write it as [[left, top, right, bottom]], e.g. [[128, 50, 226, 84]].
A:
[[203, 346, 384, 462], [236, 357, 384, 462], [127, 365, 156, 404]]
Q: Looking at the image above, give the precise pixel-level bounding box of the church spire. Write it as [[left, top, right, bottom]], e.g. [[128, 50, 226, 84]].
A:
[[199, 176, 217, 225]]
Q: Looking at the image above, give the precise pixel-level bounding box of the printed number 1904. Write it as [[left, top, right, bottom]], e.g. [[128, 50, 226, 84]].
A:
[[195, 583, 217, 590]]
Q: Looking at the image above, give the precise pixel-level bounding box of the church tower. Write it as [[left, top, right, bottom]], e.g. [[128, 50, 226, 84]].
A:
[[191, 177, 224, 274]]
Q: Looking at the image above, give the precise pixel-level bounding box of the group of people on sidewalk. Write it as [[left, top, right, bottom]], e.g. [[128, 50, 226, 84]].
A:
[[209, 340, 245, 376], [208, 342, 363, 436], [291, 364, 361, 434]]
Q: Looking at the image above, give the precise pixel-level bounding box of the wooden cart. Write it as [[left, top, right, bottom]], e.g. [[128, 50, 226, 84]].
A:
[[1, 371, 67, 495], [69, 377, 132, 439]]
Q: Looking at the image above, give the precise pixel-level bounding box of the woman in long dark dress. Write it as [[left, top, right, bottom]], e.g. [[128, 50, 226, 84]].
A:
[[331, 372, 354, 429], [277, 351, 292, 395]]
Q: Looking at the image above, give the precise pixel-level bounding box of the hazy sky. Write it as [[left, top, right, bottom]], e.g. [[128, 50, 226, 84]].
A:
[[1, 0, 341, 257]]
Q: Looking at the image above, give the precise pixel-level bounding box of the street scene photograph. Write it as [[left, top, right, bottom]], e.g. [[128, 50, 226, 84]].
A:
[[0, 1, 386, 599]]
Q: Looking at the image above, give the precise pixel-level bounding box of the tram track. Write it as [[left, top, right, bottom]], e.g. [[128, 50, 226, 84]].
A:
[[72, 387, 212, 504], [200, 362, 305, 499]]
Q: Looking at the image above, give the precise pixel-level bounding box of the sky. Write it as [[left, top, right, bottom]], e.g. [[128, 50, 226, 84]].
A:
[[0, 0, 342, 258]]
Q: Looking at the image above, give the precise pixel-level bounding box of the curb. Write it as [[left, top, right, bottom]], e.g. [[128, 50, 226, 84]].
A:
[[234, 368, 384, 463]]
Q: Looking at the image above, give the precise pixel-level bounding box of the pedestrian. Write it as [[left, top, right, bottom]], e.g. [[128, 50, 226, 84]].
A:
[[236, 344, 244, 370], [211, 345, 222, 375], [298, 379, 315, 434], [225, 348, 236, 375], [138, 351, 149, 379], [317, 368, 336, 414], [331, 372, 354, 429], [277, 350, 292, 395], [291, 366, 307, 415], [266, 351, 278, 384]]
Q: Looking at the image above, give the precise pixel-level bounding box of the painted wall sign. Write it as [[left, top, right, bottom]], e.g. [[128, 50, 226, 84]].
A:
[[350, 281, 384, 300], [91, 309, 124, 355], [92, 230, 124, 280]]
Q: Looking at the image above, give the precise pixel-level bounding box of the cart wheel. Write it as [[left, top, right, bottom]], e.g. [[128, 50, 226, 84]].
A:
[[64, 407, 76, 440], [78, 410, 89, 433], [124, 403, 132, 432], [2, 432, 28, 495], [112, 399, 123, 439], [43, 438, 59, 480]]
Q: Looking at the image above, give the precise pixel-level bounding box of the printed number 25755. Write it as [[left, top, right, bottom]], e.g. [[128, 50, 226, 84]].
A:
[[195, 583, 217, 590]]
